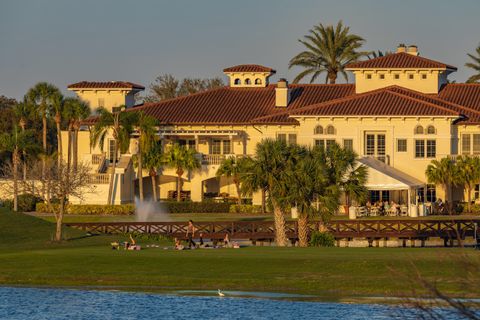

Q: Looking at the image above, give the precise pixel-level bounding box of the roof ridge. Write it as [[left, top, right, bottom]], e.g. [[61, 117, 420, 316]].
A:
[[384, 90, 460, 116], [346, 52, 456, 70]]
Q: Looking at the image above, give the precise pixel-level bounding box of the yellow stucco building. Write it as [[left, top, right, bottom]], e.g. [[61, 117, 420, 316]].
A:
[[64, 45, 480, 216]]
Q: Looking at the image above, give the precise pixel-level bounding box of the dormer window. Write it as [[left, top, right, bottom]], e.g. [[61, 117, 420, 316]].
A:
[[255, 78, 262, 85], [314, 125, 323, 135], [234, 78, 241, 85], [414, 125, 424, 135], [244, 78, 251, 85], [223, 64, 275, 88]]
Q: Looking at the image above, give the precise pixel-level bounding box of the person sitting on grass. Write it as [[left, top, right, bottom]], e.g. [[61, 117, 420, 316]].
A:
[[174, 238, 184, 250]]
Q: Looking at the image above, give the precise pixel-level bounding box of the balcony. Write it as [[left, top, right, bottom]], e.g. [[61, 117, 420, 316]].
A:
[[86, 173, 110, 184]]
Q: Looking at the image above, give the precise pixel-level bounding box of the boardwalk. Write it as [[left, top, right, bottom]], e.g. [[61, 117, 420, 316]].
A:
[[66, 219, 480, 243]]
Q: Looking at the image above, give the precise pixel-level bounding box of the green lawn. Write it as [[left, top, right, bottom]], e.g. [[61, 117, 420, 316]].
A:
[[1, 208, 479, 302]]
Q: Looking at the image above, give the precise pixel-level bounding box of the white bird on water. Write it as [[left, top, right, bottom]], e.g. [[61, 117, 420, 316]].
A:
[[217, 289, 225, 297]]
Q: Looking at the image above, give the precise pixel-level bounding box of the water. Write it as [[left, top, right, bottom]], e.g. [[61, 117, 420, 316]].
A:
[[0, 287, 458, 320], [134, 198, 170, 222]]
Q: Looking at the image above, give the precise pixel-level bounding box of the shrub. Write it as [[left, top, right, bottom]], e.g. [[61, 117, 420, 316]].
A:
[[229, 204, 263, 214], [309, 231, 335, 247], [456, 202, 480, 215], [35, 203, 135, 215], [1, 194, 42, 212], [163, 201, 230, 213]]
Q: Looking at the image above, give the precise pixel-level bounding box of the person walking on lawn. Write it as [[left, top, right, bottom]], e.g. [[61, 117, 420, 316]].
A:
[[186, 220, 196, 249]]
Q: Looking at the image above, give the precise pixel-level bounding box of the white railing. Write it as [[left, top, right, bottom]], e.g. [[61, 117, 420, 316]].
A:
[[201, 154, 250, 165], [86, 174, 110, 184]]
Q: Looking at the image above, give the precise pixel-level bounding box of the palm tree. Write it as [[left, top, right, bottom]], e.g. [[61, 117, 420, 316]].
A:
[[0, 127, 39, 211], [246, 139, 301, 246], [90, 106, 138, 205], [143, 142, 163, 201], [26, 82, 61, 157], [466, 44, 480, 83], [289, 20, 368, 84], [135, 112, 158, 201], [62, 98, 90, 171], [239, 156, 268, 213], [13, 100, 34, 180], [368, 50, 392, 59], [456, 156, 480, 213], [162, 144, 201, 202], [216, 157, 249, 204], [425, 157, 458, 213]]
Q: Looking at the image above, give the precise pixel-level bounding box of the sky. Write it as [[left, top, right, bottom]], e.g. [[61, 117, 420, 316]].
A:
[[1, 0, 479, 100]]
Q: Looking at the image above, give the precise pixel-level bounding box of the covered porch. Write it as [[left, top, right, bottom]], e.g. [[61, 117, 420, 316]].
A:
[[352, 157, 426, 218]]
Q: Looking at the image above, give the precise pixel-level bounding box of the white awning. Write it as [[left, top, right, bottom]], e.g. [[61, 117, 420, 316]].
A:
[[358, 157, 425, 190]]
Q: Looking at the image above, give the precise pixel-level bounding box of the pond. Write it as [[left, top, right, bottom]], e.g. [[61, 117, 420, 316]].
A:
[[0, 287, 457, 319]]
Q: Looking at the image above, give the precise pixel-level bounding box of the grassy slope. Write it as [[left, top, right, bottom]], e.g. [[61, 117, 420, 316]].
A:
[[1, 209, 479, 300]]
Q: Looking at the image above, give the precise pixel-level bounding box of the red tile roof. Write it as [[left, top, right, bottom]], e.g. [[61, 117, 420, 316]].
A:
[[223, 64, 276, 73], [131, 84, 355, 125], [438, 84, 480, 112], [68, 81, 145, 90], [289, 87, 461, 117], [346, 52, 457, 70]]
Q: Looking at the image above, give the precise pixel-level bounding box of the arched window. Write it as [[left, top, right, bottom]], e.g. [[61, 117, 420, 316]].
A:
[[414, 125, 424, 135], [426, 125, 436, 134], [245, 78, 252, 85], [234, 78, 241, 85], [326, 125, 335, 135], [255, 78, 262, 85], [314, 125, 323, 135]]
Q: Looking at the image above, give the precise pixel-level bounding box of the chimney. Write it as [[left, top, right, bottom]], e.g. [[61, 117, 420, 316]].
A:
[[396, 44, 406, 53], [275, 78, 290, 108], [407, 45, 419, 56]]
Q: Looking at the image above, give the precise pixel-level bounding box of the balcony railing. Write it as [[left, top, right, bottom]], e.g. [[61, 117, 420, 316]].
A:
[[201, 154, 250, 165], [86, 173, 110, 184], [91, 154, 105, 165]]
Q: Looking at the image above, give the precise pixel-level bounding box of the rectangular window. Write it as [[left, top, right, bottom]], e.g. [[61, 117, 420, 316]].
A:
[[288, 134, 297, 145], [426, 140, 436, 158], [98, 98, 105, 108], [108, 139, 117, 163], [397, 139, 407, 152], [222, 140, 231, 155], [473, 134, 480, 154], [408, 74, 414, 80], [369, 190, 380, 203], [417, 187, 425, 203], [343, 139, 353, 151], [314, 139, 325, 149], [277, 133, 286, 143], [475, 184, 480, 200], [394, 74, 400, 80], [421, 74, 427, 79], [462, 134, 471, 155], [415, 140, 425, 158], [366, 74, 372, 80], [379, 74, 385, 80], [210, 140, 221, 155], [366, 134, 375, 156], [325, 139, 335, 149]]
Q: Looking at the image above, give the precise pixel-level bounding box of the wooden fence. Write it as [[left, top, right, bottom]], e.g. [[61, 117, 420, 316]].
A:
[[66, 219, 480, 241]]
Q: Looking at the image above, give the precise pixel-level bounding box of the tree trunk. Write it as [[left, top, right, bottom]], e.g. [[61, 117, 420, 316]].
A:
[[151, 174, 157, 202], [328, 72, 337, 84], [20, 121, 27, 181], [261, 188, 266, 213], [271, 198, 288, 246], [13, 148, 19, 212], [176, 169, 183, 202], [107, 141, 118, 205], [234, 179, 241, 204], [138, 142, 144, 202], [55, 197, 65, 241], [298, 213, 309, 247], [56, 114, 62, 166], [467, 186, 472, 213], [42, 114, 47, 199]]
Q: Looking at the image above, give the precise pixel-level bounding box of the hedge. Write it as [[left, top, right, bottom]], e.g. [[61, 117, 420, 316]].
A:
[[309, 231, 335, 247], [35, 203, 135, 215], [229, 204, 263, 214], [1, 194, 43, 212], [163, 201, 230, 213]]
